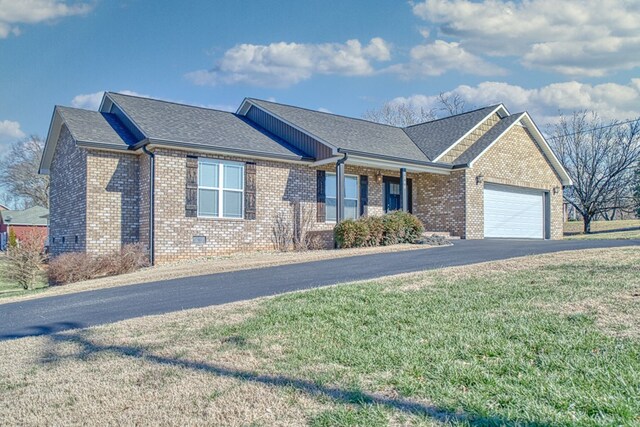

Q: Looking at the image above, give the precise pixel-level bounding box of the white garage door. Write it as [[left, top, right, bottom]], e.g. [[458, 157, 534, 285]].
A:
[[484, 184, 545, 239]]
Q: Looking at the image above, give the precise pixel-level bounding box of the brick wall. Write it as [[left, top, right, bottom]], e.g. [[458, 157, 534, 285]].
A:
[[413, 170, 466, 237], [151, 148, 334, 263], [85, 150, 140, 254], [49, 125, 87, 255], [465, 124, 563, 239]]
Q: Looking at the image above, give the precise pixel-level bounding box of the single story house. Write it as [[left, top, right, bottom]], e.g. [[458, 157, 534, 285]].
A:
[[0, 205, 49, 250], [40, 92, 571, 264]]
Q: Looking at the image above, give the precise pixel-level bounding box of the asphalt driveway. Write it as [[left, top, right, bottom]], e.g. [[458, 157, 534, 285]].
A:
[[1, 239, 638, 340]]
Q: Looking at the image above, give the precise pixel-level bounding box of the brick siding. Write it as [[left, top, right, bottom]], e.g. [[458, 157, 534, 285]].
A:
[[85, 150, 140, 253], [49, 125, 87, 255]]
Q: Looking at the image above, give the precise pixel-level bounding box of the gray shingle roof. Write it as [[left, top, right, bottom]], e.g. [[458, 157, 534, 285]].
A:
[[403, 105, 501, 160], [248, 98, 431, 162], [57, 107, 138, 148], [0, 206, 48, 226], [453, 113, 526, 165], [107, 93, 310, 160]]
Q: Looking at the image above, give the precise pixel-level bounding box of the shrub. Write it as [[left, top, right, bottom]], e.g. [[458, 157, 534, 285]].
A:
[[48, 243, 149, 285], [334, 211, 424, 248], [398, 210, 425, 242], [334, 219, 369, 248], [361, 216, 384, 246], [382, 211, 404, 245], [8, 228, 17, 248], [4, 230, 47, 290]]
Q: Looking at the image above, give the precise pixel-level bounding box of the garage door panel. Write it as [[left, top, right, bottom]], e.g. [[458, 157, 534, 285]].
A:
[[484, 184, 544, 239]]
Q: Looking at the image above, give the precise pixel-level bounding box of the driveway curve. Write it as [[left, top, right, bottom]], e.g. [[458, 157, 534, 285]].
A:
[[1, 239, 638, 340]]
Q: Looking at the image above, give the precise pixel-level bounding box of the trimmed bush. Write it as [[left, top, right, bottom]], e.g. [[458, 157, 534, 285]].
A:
[[334, 211, 424, 248], [48, 243, 149, 285], [334, 219, 369, 248], [397, 210, 425, 242], [362, 216, 384, 247]]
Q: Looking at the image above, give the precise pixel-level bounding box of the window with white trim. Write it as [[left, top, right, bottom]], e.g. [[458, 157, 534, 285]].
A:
[[198, 159, 244, 218], [325, 173, 358, 222]]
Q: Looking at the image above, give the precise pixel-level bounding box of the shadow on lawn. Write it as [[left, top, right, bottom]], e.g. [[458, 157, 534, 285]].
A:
[[37, 330, 553, 427]]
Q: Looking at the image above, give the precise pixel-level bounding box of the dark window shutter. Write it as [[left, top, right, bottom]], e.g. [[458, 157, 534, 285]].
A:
[[185, 156, 198, 217], [244, 162, 257, 220], [316, 170, 326, 222], [360, 175, 368, 217]]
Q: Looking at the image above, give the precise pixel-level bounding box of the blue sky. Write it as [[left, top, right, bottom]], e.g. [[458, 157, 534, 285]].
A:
[[0, 0, 639, 155]]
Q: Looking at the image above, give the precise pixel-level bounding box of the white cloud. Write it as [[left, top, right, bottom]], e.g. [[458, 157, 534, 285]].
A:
[[0, 119, 26, 156], [412, 0, 640, 76], [186, 38, 392, 88], [71, 90, 149, 110], [0, 119, 25, 141], [0, 0, 92, 38], [317, 107, 332, 113], [387, 40, 506, 77], [390, 79, 640, 126]]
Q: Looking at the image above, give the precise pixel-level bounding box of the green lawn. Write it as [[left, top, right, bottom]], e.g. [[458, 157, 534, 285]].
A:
[[565, 219, 640, 240], [1, 248, 639, 425], [201, 248, 640, 425]]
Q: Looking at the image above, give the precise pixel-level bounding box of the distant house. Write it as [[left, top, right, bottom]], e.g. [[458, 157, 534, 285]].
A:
[[0, 206, 49, 250], [40, 92, 571, 264], [0, 204, 8, 211]]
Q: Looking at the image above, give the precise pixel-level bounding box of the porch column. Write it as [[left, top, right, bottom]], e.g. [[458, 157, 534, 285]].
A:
[[336, 159, 345, 222], [399, 167, 408, 212]]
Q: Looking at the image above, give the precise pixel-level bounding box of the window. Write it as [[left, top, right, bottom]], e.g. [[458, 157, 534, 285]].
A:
[[325, 173, 358, 222], [198, 159, 244, 218]]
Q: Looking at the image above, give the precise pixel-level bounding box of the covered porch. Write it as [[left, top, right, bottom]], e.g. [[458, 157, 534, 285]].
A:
[[313, 151, 466, 236]]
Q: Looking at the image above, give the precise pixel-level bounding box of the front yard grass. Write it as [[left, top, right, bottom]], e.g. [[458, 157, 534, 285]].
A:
[[1, 247, 639, 425], [565, 219, 640, 240]]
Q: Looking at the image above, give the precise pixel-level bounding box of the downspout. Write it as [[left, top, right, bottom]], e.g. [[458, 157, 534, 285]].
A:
[[142, 146, 155, 266]]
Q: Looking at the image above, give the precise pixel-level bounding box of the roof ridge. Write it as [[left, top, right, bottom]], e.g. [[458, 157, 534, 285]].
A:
[[106, 92, 238, 115], [403, 104, 503, 129], [247, 98, 404, 130]]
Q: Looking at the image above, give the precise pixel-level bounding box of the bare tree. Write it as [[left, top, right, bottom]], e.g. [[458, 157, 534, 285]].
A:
[[633, 166, 640, 218], [363, 101, 437, 127], [363, 92, 469, 127], [549, 112, 640, 233], [0, 136, 49, 208], [437, 92, 467, 116]]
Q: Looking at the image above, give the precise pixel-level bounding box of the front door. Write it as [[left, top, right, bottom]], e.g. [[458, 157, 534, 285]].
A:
[[383, 176, 412, 213]]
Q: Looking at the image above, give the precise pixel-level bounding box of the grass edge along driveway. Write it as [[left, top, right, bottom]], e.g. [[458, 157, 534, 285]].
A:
[[1, 246, 639, 426]]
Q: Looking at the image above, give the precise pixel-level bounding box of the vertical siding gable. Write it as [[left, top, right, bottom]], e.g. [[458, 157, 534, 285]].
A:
[[245, 105, 333, 160]]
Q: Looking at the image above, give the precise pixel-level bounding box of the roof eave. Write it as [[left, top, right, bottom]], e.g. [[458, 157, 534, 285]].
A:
[[337, 148, 457, 174], [39, 107, 66, 175], [146, 138, 314, 163]]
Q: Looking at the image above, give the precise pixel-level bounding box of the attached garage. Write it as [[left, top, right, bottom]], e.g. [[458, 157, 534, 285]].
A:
[[483, 183, 548, 239]]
